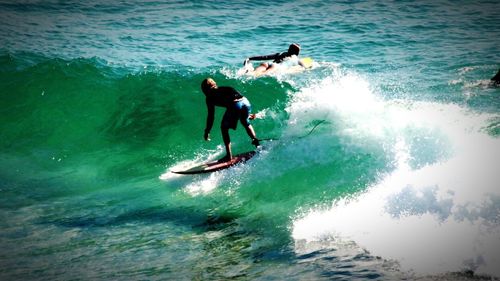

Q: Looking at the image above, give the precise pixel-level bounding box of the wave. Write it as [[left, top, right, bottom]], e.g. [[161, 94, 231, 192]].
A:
[[2, 52, 499, 278], [290, 77, 500, 276], [167, 64, 499, 277]]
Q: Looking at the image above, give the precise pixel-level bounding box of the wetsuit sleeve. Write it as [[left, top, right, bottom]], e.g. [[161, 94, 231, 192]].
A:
[[248, 53, 280, 61], [205, 101, 215, 134]]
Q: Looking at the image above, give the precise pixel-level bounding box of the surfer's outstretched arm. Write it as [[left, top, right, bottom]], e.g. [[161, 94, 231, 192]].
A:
[[244, 53, 280, 65], [244, 44, 300, 66]]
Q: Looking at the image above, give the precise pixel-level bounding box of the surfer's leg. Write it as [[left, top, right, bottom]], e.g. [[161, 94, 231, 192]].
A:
[[221, 127, 232, 161], [253, 63, 270, 75], [264, 64, 278, 74], [238, 98, 258, 145], [245, 125, 258, 146]]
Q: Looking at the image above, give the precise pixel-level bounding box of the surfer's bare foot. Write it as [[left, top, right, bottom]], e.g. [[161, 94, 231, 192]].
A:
[[251, 138, 260, 147]]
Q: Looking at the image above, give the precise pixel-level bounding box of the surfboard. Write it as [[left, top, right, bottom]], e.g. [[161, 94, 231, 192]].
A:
[[299, 57, 314, 69], [172, 151, 256, 175]]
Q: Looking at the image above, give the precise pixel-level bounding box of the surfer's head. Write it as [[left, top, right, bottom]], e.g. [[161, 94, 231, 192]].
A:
[[201, 78, 217, 95], [288, 43, 301, 56]]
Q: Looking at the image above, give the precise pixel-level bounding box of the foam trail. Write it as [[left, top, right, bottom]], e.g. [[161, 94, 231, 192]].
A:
[[290, 73, 500, 277], [160, 147, 226, 195]]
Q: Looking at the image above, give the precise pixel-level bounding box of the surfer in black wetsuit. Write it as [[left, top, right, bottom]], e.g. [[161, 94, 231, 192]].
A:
[[491, 69, 500, 86], [201, 78, 260, 161], [243, 43, 302, 75]]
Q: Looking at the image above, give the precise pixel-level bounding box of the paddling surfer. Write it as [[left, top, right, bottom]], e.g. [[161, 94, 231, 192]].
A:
[[243, 43, 303, 75], [201, 78, 260, 161]]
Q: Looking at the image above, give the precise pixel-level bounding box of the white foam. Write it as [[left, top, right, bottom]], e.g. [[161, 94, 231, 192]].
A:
[[160, 145, 257, 196], [184, 173, 223, 196], [159, 147, 225, 195], [290, 72, 500, 277]]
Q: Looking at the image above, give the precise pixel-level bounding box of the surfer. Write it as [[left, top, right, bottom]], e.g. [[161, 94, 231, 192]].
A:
[[243, 43, 303, 75], [201, 78, 260, 161], [491, 69, 500, 86]]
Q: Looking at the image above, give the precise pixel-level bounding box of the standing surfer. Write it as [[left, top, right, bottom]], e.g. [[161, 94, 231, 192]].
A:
[[201, 78, 260, 161]]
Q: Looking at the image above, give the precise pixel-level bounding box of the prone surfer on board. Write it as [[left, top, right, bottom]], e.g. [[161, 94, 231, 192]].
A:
[[243, 43, 304, 76], [201, 78, 260, 162]]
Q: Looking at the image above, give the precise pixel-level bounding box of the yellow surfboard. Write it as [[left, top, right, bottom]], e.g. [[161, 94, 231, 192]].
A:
[[299, 57, 314, 69]]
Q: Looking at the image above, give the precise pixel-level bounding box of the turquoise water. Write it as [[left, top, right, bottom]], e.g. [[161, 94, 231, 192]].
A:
[[1, 1, 499, 280]]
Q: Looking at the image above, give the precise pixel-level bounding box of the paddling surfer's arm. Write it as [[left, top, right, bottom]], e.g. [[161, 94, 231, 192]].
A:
[[243, 53, 280, 65], [204, 102, 215, 141], [243, 44, 301, 65]]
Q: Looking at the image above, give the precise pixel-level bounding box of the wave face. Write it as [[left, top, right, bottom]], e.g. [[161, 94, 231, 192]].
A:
[[1, 0, 500, 280]]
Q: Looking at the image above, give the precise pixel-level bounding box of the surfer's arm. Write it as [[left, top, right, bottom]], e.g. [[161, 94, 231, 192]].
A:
[[244, 53, 280, 65], [204, 103, 215, 141]]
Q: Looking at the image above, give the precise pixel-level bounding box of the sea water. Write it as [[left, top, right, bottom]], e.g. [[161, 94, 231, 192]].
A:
[[1, 1, 499, 280]]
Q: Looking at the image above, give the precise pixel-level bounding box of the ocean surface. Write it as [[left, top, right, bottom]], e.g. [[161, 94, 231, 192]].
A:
[[1, 0, 499, 280]]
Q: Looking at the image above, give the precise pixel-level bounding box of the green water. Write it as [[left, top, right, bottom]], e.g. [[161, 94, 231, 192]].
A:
[[0, 54, 396, 279]]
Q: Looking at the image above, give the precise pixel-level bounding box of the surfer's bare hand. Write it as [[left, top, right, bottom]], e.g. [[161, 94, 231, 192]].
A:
[[249, 114, 256, 120]]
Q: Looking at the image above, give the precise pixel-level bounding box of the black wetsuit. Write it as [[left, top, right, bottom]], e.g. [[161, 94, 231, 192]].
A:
[[249, 51, 292, 63], [205, 87, 251, 131], [205, 86, 243, 108]]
